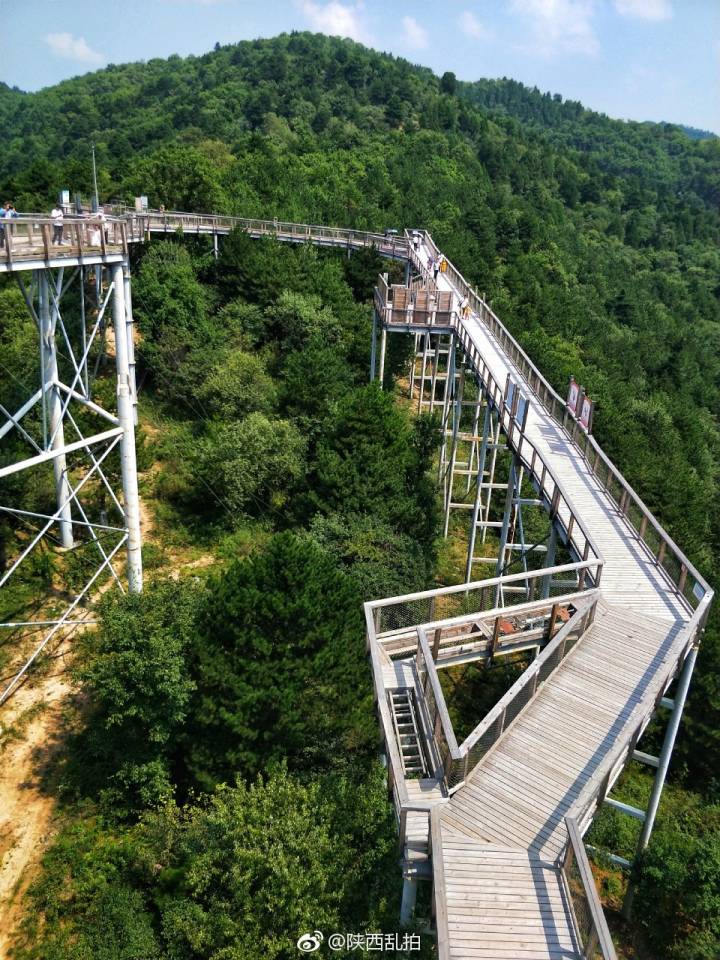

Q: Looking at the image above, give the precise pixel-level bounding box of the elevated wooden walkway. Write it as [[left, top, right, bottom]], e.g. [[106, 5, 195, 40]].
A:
[[373, 240, 706, 959], [435, 602, 683, 958], [1, 210, 711, 958]]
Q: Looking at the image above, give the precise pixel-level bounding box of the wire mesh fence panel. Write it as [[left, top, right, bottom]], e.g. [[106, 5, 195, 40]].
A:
[[643, 524, 662, 557], [625, 500, 644, 536], [463, 713, 504, 771], [502, 681, 535, 729], [538, 645, 564, 684], [660, 549, 682, 591], [376, 598, 436, 635], [566, 853, 598, 956]]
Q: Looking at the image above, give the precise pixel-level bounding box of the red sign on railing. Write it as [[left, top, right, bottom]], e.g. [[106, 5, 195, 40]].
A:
[[579, 395, 594, 433], [567, 377, 580, 414]]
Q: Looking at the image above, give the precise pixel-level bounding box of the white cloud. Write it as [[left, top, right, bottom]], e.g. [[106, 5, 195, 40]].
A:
[[401, 15, 429, 50], [300, 1, 372, 44], [614, 0, 672, 21], [459, 10, 492, 40], [510, 0, 599, 57], [45, 32, 105, 65]]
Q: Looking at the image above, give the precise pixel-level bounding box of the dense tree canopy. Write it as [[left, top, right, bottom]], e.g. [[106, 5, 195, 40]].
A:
[[1, 30, 719, 960]]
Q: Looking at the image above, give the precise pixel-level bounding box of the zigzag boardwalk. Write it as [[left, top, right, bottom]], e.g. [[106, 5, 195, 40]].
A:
[[368, 236, 711, 958], [0, 211, 713, 958]]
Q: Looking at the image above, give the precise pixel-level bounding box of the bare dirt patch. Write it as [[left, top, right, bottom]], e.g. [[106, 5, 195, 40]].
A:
[[0, 653, 74, 957]]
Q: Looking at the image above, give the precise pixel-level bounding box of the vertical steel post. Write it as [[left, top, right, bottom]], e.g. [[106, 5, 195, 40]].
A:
[[438, 335, 456, 484], [418, 333, 430, 413], [623, 645, 698, 917], [541, 525, 558, 599], [122, 264, 138, 426], [370, 311, 378, 382], [408, 333, 418, 400], [443, 364, 465, 537], [38, 270, 74, 549], [495, 456, 518, 601], [213, 232, 219, 260], [377, 325, 387, 389], [481, 416, 501, 544], [466, 393, 483, 496], [400, 875, 418, 927], [641, 648, 698, 840], [430, 336, 442, 414], [111, 262, 143, 592], [465, 401, 491, 582]]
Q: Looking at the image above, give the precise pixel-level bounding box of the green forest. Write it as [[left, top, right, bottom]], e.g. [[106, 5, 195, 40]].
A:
[[0, 31, 719, 960]]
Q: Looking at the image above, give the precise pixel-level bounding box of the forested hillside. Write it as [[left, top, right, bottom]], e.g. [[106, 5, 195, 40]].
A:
[[1, 31, 719, 959]]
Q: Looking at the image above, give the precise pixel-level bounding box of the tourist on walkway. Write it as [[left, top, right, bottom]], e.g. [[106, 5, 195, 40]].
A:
[[51, 204, 64, 244], [433, 257, 440, 281], [0, 202, 9, 244]]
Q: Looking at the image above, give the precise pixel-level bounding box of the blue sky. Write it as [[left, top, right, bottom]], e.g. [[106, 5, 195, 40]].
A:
[[1, 0, 718, 132]]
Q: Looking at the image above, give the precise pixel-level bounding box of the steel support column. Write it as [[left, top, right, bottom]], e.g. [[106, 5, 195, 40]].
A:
[[465, 401, 491, 582], [123, 263, 138, 426], [623, 645, 699, 916], [377, 325, 387, 389], [370, 311, 378, 382], [400, 875, 418, 927], [443, 363, 466, 537], [541, 525, 558, 599], [111, 262, 143, 592], [495, 456, 519, 604], [438, 335, 456, 484], [408, 333, 418, 400]]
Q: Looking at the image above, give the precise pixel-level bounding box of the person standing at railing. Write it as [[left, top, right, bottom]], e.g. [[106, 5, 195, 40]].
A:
[[439, 254, 447, 274], [0, 202, 9, 245], [97, 207, 108, 243], [1, 202, 17, 247], [50, 204, 64, 244]]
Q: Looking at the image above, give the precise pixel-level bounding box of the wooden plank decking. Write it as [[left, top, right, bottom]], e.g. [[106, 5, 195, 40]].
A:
[[419, 246, 693, 959], [435, 601, 685, 958]]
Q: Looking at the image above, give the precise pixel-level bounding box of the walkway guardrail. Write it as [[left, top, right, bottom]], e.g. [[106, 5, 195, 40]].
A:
[[365, 570, 602, 822], [112, 206, 410, 260], [564, 817, 618, 960], [0, 215, 127, 265], [406, 232, 710, 613]]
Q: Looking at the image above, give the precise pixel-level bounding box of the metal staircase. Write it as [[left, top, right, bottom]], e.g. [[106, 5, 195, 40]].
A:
[[389, 689, 429, 778]]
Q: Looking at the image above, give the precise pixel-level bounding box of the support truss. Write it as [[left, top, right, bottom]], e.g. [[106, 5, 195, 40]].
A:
[[0, 260, 142, 705]]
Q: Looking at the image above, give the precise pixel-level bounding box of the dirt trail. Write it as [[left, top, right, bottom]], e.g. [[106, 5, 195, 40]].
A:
[[0, 655, 74, 957]]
